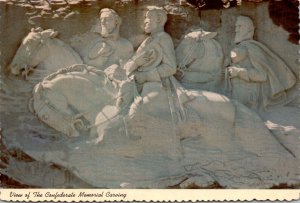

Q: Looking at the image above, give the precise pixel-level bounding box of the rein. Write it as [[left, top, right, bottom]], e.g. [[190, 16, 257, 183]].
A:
[[177, 39, 204, 71]]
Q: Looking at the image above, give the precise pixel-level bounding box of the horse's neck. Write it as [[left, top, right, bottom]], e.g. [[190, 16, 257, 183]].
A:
[[28, 41, 82, 86], [187, 40, 224, 72], [202, 39, 223, 58], [39, 39, 82, 75]]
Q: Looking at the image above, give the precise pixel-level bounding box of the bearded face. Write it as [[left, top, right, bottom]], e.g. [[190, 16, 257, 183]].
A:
[[234, 18, 254, 43], [100, 12, 118, 37], [234, 19, 245, 43]]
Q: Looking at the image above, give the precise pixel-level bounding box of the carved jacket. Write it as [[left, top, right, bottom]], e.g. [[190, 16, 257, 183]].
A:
[[125, 31, 177, 80], [84, 35, 134, 70], [232, 40, 296, 109], [125, 31, 194, 121]]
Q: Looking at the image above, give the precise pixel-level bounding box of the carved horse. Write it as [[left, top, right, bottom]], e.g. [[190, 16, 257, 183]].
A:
[[30, 64, 127, 137], [31, 61, 276, 149], [9, 28, 82, 83], [175, 29, 224, 92], [1, 28, 83, 116]]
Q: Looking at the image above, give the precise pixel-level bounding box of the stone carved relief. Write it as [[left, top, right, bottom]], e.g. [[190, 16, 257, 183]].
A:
[[1, 4, 299, 189], [226, 16, 297, 110], [30, 64, 121, 138], [18, 8, 298, 188], [175, 29, 224, 92], [10, 28, 82, 81], [82, 8, 134, 70]]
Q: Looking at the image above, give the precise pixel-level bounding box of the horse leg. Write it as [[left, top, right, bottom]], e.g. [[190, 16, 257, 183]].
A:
[[44, 90, 80, 137], [117, 80, 135, 109]]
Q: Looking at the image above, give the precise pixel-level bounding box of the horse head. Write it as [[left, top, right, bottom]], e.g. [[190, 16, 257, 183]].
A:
[[10, 28, 58, 77], [176, 29, 218, 70], [175, 29, 224, 91]]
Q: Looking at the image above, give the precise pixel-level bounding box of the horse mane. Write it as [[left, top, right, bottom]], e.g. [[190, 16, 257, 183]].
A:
[[176, 38, 204, 67], [202, 38, 223, 58], [173, 29, 223, 69], [49, 38, 82, 64]]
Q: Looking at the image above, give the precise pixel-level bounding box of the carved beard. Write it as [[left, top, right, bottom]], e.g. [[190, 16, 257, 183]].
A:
[[234, 30, 253, 43], [234, 34, 243, 44]]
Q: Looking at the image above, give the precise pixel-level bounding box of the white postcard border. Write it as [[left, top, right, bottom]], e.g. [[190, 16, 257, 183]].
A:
[[0, 189, 300, 202]]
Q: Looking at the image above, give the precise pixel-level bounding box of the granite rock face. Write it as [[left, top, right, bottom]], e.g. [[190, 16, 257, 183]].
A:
[[0, 0, 299, 188]]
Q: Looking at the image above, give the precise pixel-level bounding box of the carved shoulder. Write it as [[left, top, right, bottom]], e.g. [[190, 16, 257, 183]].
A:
[[158, 32, 174, 48]]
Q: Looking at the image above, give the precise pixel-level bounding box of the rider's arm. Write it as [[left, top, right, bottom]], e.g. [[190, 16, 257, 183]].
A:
[[155, 33, 177, 78]]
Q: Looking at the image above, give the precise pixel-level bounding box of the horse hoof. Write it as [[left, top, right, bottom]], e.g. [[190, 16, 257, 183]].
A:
[[69, 130, 80, 137]]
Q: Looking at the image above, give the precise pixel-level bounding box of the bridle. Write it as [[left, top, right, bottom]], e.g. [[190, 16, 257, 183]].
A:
[[16, 34, 46, 79], [177, 39, 205, 80]]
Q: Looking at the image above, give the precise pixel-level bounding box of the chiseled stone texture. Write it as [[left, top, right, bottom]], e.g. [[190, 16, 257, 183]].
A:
[[0, 0, 299, 189]]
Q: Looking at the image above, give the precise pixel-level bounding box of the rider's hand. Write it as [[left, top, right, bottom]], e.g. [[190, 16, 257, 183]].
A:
[[227, 66, 244, 78], [104, 64, 126, 83], [134, 51, 152, 66]]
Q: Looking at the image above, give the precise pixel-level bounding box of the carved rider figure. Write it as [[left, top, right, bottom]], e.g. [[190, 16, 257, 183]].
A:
[[125, 7, 176, 91], [123, 6, 193, 117], [84, 8, 134, 70], [115, 7, 195, 161], [227, 16, 296, 109]]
